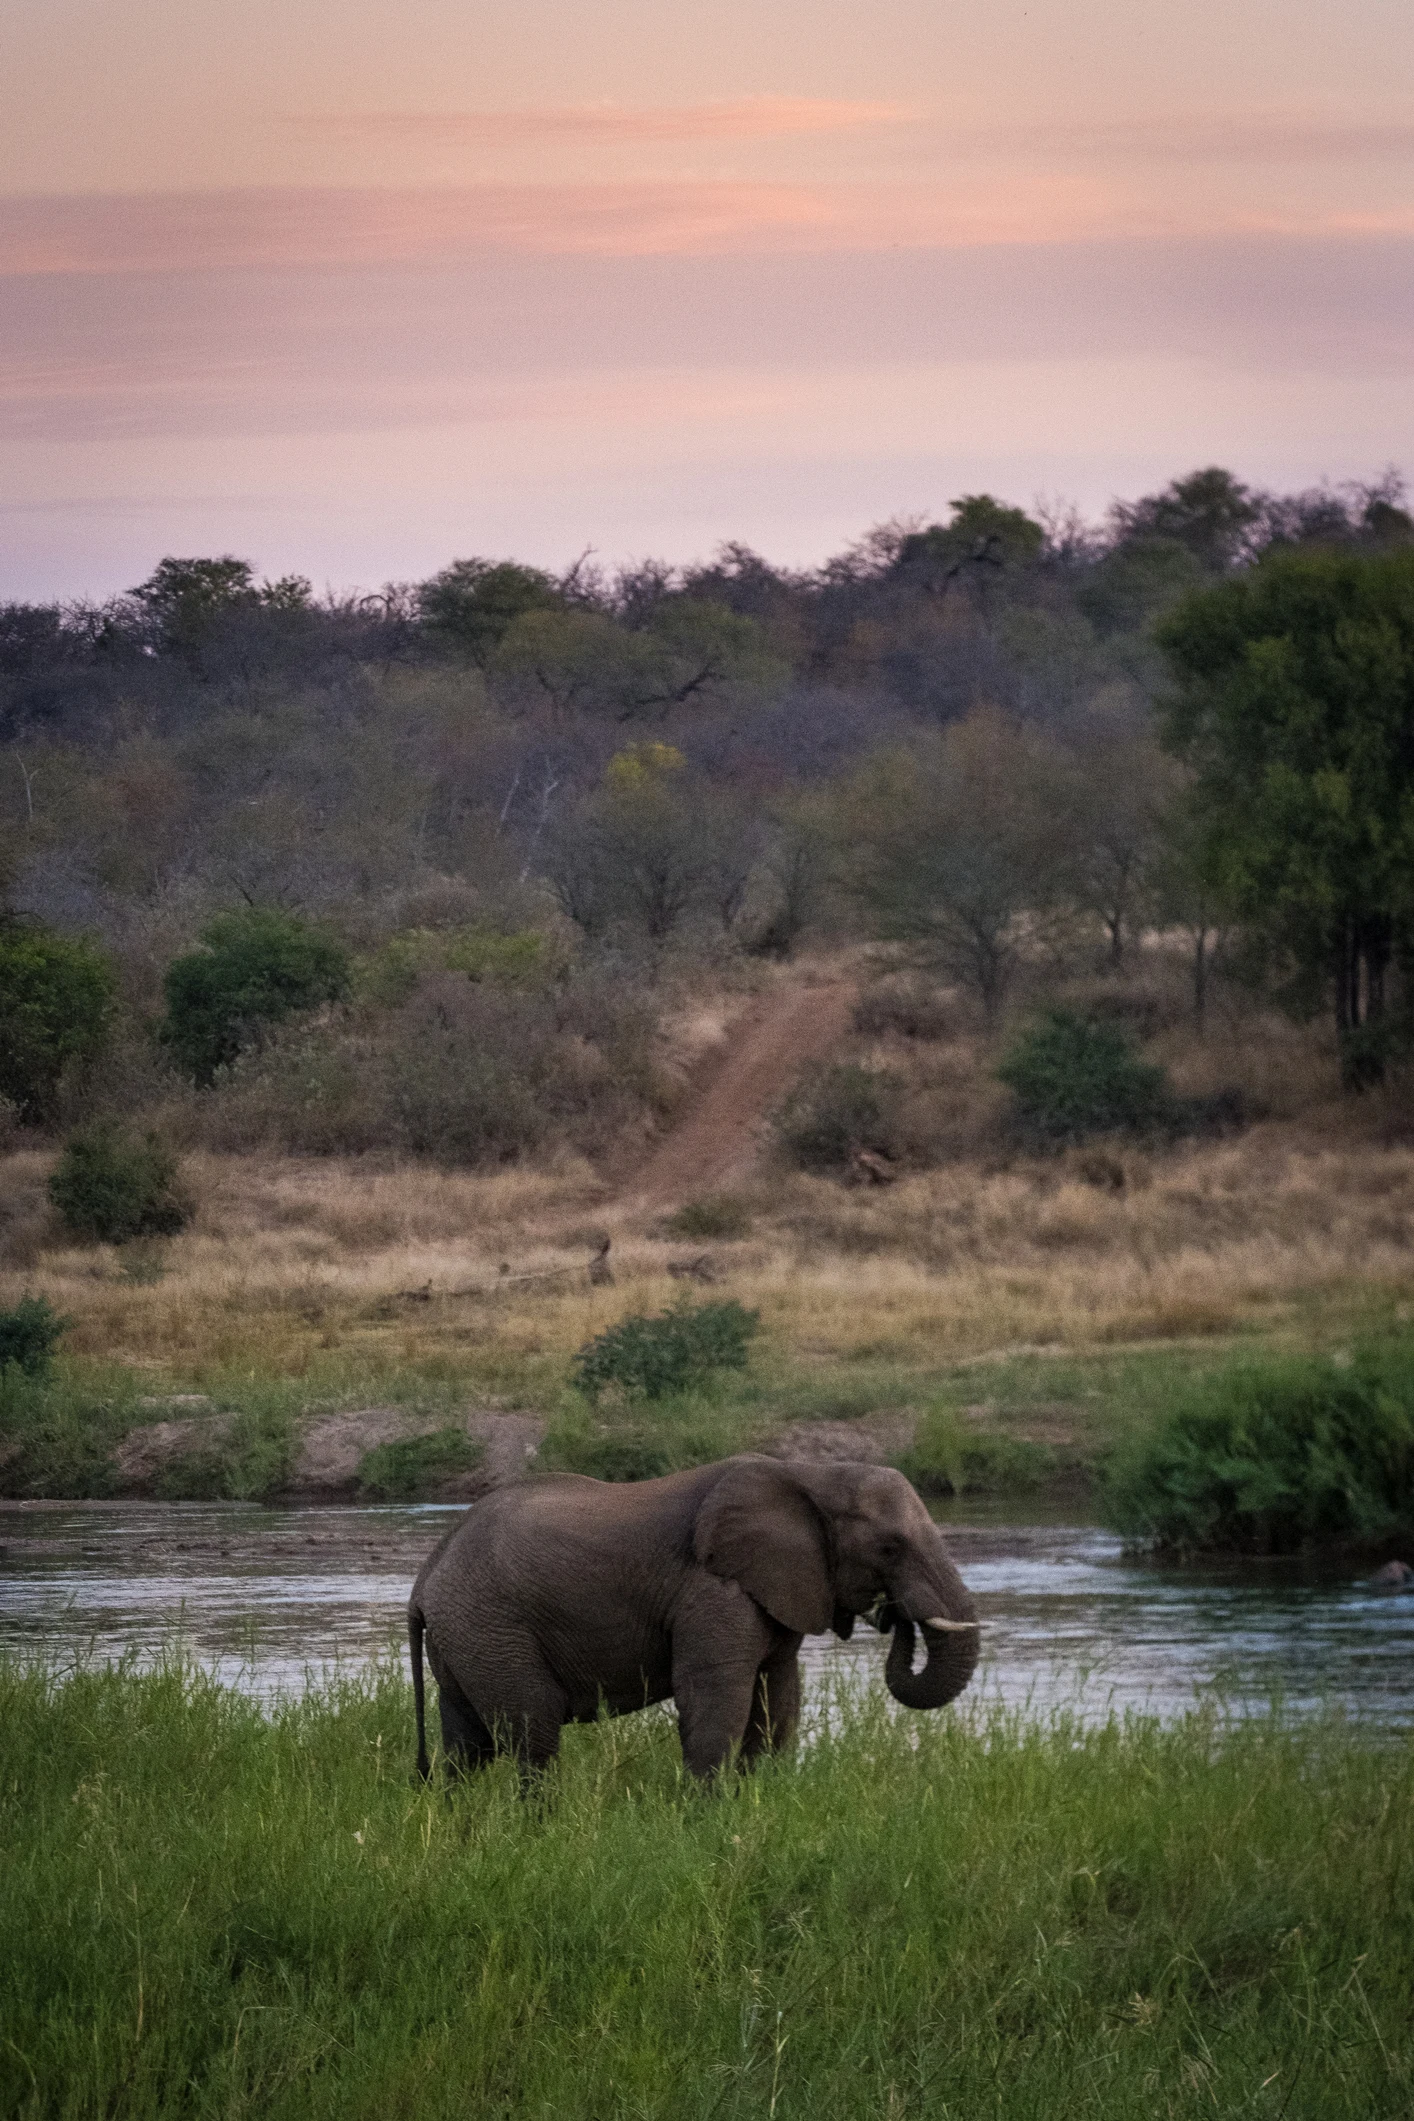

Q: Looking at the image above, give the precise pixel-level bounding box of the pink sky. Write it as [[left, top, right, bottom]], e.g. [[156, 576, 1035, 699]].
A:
[[3, 0, 1412, 597]]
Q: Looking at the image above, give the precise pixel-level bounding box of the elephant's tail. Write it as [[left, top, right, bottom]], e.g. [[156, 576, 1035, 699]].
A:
[[409, 1603, 431, 1782]]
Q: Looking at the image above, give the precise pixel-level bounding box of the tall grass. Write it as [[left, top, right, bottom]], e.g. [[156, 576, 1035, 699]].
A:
[[1, 1661, 1410, 2119]]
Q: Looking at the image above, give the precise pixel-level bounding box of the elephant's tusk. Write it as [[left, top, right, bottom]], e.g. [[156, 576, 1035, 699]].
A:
[[923, 1616, 981, 1631]]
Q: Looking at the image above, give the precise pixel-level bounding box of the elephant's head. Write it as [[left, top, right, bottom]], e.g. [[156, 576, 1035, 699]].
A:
[[695, 1456, 979, 1709]]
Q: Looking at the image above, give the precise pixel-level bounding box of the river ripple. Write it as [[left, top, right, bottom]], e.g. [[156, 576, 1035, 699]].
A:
[[2, 1502, 1411, 1727]]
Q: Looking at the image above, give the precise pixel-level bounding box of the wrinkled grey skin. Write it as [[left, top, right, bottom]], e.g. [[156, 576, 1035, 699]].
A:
[[408, 1454, 979, 1783]]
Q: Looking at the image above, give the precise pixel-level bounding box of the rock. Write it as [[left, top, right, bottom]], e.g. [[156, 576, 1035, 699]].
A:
[[1372, 1559, 1414, 1589], [112, 1415, 233, 1488], [288, 1408, 546, 1501]]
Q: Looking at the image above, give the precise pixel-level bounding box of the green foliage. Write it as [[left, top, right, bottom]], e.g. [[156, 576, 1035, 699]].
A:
[[358, 925, 556, 1007], [153, 1404, 296, 1503], [774, 1063, 903, 1173], [0, 1296, 67, 1376], [894, 1407, 1058, 1498], [2, 1663, 1411, 2121], [1159, 548, 1414, 1074], [0, 918, 115, 1123], [355, 1426, 483, 1501], [161, 907, 350, 1084], [838, 709, 1082, 1020], [665, 1194, 754, 1240], [896, 495, 1045, 582], [0, 1365, 145, 1498], [48, 1125, 190, 1242], [417, 557, 562, 662], [1104, 1341, 1414, 1555], [573, 1298, 760, 1403], [540, 1421, 676, 1483], [997, 1010, 1172, 1145]]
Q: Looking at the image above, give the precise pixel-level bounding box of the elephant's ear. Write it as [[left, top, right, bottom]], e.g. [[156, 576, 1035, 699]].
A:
[[694, 1458, 834, 1635]]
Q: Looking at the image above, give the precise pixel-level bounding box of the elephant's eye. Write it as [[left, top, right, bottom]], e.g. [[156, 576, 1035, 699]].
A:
[[877, 1535, 904, 1563]]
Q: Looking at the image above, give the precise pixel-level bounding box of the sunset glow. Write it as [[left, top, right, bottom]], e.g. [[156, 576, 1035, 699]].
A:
[[4, 0, 1412, 594]]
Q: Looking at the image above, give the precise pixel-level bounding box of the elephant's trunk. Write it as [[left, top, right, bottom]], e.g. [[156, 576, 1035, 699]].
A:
[[882, 1543, 980, 1709]]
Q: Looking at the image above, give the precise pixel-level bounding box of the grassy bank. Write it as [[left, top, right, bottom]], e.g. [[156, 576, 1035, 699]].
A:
[[1, 1663, 1410, 2120]]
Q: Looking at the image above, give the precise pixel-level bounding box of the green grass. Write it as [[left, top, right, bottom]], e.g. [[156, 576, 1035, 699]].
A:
[[1, 1661, 1409, 2120]]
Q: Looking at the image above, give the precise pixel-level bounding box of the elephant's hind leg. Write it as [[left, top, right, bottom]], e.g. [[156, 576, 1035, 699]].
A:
[[437, 1671, 497, 1780], [740, 1647, 802, 1766]]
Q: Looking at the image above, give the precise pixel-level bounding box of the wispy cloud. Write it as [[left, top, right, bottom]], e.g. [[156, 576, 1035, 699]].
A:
[[289, 96, 913, 144], [979, 113, 1414, 164], [0, 176, 1221, 278]]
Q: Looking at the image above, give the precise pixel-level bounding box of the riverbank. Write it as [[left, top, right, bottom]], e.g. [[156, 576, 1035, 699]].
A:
[[2, 1660, 1409, 2120]]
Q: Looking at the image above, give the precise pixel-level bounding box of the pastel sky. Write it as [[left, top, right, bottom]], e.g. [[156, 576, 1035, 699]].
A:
[[3, 0, 1413, 597]]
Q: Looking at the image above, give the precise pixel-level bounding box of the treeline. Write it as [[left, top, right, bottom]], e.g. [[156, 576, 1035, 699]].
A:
[[2, 464, 1413, 1168]]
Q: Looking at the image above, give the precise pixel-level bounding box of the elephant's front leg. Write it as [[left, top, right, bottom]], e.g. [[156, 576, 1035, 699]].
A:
[[671, 1577, 776, 1780], [739, 1642, 802, 1767]]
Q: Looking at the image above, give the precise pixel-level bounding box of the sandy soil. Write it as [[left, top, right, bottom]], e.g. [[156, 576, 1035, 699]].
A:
[[630, 976, 857, 1206]]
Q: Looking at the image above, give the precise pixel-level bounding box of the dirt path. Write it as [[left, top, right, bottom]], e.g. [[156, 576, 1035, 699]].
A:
[[631, 979, 857, 1207]]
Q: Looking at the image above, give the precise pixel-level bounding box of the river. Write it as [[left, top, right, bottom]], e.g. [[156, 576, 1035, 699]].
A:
[[2, 1501, 1411, 1727]]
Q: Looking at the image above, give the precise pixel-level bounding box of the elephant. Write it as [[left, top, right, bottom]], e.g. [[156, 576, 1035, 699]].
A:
[[408, 1453, 980, 1783]]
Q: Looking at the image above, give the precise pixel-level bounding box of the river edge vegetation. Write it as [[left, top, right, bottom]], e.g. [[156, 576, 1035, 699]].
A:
[[1, 1658, 1410, 2121], [3, 466, 1414, 1520]]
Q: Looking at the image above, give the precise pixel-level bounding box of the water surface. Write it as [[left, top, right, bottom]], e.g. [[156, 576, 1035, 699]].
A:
[[2, 1502, 1410, 1727]]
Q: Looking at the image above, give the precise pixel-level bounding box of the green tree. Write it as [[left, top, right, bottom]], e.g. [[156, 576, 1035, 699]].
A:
[[894, 497, 1045, 604], [838, 707, 1082, 1020], [1111, 467, 1261, 574], [0, 919, 114, 1124], [160, 909, 350, 1085], [131, 557, 311, 666], [492, 600, 779, 721], [1159, 548, 1414, 1078], [417, 560, 562, 664]]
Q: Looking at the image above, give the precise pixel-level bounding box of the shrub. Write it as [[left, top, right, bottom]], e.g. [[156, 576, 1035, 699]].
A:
[[1104, 1342, 1414, 1555], [664, 1195, 753, 1241], [355, 1427, 483, 1501], [196, 971, 663, 1167], [573, 1299, 760, 1403], [0, 1297, 68, 1377], [774, 1063, 904, 1173], [358, 926, 558, 1007], [48, 1127, 190, 1243], [996, 1010, 1171, 1146], [894, 1408, 1056, 1498], [161, 908, 350, 1084], [0, 919, 115, 1123]]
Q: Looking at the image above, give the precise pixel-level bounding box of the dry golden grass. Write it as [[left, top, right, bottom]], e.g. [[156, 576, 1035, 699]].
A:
[[4, 1100, 1412, 1392], [4, 954, 1410, 1395]]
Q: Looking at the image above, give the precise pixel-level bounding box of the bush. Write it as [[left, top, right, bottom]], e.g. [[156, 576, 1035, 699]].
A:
[[196, 971, 663, 1167], [161, 908, 350, 1084], [0, 919, 115, 1123], [355, 1427, 483, 1501], [996, 1010, 1171, 1146], [664, 1195, 753, 1241], [48, 1127, 190, 1243], [774, 1063, 904, 1173], [573, 1298, 760, 1403], [0, 1297, 67, 1377], [894, 1408, 1056, 1498], [1104, 1342, 1414, 1555]]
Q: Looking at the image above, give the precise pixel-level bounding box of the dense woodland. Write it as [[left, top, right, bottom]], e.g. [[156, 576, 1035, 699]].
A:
[[3, 464, 1413, 1170]]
